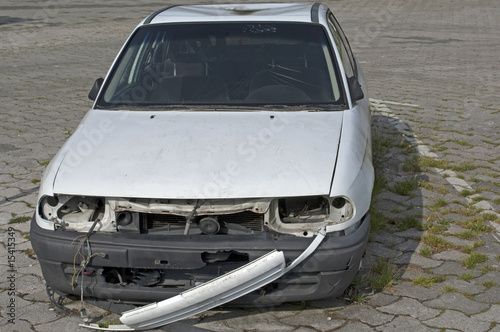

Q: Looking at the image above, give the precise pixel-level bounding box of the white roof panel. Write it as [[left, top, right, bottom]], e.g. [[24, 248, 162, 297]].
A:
[[149, 3, 315, 24]]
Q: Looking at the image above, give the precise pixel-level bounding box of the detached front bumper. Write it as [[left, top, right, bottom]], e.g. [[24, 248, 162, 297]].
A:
[[30, 213, 370, 309]]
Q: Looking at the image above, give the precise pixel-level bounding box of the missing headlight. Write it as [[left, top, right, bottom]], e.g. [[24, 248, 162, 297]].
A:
[[279, 196, 329, 223], [39, 195, 112, 232], [267, 195, 355, 237], [329, 196, 354, 222]]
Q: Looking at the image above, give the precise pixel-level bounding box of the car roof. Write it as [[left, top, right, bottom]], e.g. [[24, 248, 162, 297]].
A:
[[144, 3, 326, 25]]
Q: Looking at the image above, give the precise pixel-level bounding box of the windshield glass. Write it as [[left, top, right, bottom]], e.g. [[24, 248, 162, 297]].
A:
[[97, 23, 345, 108]]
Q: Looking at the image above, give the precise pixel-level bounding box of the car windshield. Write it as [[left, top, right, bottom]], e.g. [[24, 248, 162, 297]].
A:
[[97, 23, 345, 108]]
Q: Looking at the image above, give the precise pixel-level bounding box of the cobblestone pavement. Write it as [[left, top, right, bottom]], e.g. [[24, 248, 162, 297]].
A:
[[1, 0, 499, 331]]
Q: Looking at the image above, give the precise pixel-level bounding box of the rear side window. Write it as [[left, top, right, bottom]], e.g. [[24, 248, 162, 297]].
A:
[[98, 23, 346, 108]]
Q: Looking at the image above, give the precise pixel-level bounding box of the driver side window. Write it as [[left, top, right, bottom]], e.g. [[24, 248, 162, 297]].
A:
[[327, 13, 356, 79]]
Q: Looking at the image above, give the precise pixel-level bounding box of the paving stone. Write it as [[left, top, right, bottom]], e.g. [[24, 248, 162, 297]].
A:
[[367, 242, 402, 259], [0, 318, 35, 332], [438, 277, 485, 295], [474, 201, 494, 211], [475, 238, 500, 256], [474, 287, 500, 304], [393, 239, 422, 252], [399, 266, 428, 280], [0, 212, 13, 225], [369, 231, 405, 246], [443, 222, 467, 235], [431, 250, 467, 262], [22, 288, 50, 303], [306, 297, 348, 310], [489, 325, 500, 332], [423, 293, 490, 315], [294, 328, 318, 332], [394, 228, 423, 240], [0, 188, 22, 199], [1, 221, 31, 236], [445, 236, 474, 248], [196, 322, 241, 332], [0, 203, 32, 217], [367, 293, 399, 307], [224, 311, 293, 331], [375, 316, 439, 332], [332, 305, 393, 326], [279, 311, 343, 331], [389, 281, 441, 301], [432, 261, 481, 277], [0, 290, 34, 315], [393, 252, 443, 269], [12, 274, 45, 296], [474, 271, 500, 285], [334, 321, 375, 332], [472, 304, 500, 323], [15, 302, 61, 325], [377, 297, 441, 320], [34, 314, 98, 332], [424, 310, 490, 332]]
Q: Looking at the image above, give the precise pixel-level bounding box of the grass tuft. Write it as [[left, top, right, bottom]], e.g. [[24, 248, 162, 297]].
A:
[[422, 233, 453, 251], [419, 246, 432, 258], [369, 257, 398, 291], [402, 156, 425, 172], [456, 230, 476, 240], [9, 216, 31, 224], [458, 215, 494, 233], [458, 273, 475, 281], [369, 207, 388, 232], [411, 275, 445, 287], [481, 281, 497, 288], [390, 178, 419, 196], [462, 252, 488, 269], [441, 286, 458, 293]]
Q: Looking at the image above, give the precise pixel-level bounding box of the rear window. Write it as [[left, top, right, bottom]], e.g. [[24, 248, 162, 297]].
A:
[[97, 23, 346, 108]]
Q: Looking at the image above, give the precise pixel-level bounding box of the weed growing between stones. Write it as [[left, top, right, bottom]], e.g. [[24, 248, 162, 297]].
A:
[[481, 281, 497, 288], [461, 252, 488, 269], [369, 257, 398, 291], [419, 246, 432, 258], [440, 286, 458, 293], [422, 234, 454, 251], [458, 273, 475, 281], [9, 214, 31, 224], [411, 275, 445, 287], [390, 177, 419, 196]]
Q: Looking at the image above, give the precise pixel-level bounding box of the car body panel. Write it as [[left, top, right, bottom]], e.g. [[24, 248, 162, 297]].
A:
[[148, 4, 316, 25], [51, 109, 343, 200], [327, 65, 373, 232]]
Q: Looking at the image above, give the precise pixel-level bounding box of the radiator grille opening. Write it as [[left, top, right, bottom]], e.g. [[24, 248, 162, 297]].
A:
[[145, 211, 264, 232]]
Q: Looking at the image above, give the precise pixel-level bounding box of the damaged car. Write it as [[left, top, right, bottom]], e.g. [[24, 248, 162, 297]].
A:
[[31, 3, 373, 330]]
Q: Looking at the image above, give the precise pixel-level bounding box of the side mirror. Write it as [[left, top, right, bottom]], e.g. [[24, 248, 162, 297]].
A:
[[347, 76, 364, 103], [88, 78, 104, 101]]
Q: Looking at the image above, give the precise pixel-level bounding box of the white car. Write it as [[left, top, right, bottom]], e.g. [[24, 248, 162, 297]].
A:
[[31, 3, 373, 329]]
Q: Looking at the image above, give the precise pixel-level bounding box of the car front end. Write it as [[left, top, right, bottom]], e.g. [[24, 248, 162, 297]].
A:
[[31, 2, 373, 318]]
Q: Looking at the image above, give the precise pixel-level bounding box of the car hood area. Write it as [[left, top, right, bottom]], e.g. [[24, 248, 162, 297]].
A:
[[51, 109, 343, 199]]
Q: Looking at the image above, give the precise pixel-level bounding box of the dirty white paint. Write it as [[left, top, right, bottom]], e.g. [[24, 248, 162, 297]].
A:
[[47, 110, 343, 200]]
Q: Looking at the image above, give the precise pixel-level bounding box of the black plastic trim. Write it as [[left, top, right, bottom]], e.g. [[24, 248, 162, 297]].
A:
[[31, 213, 370, 306], [311, 3, 321, 23]]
